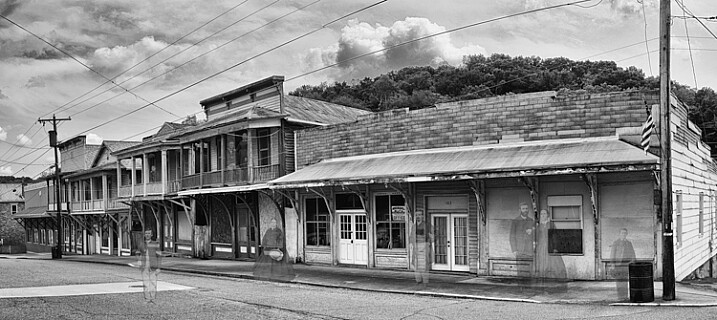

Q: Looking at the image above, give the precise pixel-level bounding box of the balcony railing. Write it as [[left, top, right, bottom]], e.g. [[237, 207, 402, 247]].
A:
[[70, 200, 106, 212], [107, 198, 130, 210], [48, 202, 68, 211], [167, 179, 182, 194], [145, 181, 163, 195], [118, 186, 132, 198], [180, 165, 279, 189], [252, 164, 281, 182]]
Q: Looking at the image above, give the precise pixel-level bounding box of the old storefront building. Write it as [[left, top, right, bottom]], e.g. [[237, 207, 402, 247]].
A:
[[270, 90, 717, 281], [113, 75, 370, 261]]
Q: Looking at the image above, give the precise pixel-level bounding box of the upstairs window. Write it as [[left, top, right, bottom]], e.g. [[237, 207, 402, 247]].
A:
[[257, 129, 271, 166], [11, 204, 17, 214]]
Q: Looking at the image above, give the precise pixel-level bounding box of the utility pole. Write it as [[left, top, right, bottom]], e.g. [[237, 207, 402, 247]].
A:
[[659, 0, 676, 300], [38, 114, 71, 260]]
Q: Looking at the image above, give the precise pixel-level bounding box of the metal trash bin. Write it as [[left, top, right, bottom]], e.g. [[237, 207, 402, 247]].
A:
[[629, 262, 654, 303]]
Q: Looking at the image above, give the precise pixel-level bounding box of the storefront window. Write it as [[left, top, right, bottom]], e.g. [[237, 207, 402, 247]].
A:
[[375, 194, 406, 249], [177, 211, 192, 241], [547, 195, 583, 254], [305, 198, 330, 246]]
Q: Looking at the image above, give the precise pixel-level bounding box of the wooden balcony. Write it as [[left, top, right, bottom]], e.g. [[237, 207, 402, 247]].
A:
[[107, 198, 130, 210], [252, 164, 281, 182], [70, 200, 105, 212], [167, 179, 182, 194], [180, 165, 279, 189], [118, 186, 132, 198]]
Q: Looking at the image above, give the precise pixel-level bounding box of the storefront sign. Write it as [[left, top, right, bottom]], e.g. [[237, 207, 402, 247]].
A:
[[391, 206, 406, 221]]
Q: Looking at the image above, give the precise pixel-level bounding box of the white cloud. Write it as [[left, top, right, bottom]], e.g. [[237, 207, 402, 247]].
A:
[[303, 17, 486, 81], [86, 133, 103, 145], [0, 166, 12, 175], [16, 134, 32, 146], [0, 126, 7, 141]]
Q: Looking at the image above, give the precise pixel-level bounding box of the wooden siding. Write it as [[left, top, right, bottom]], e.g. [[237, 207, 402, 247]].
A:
[[670, 100, 717, 281], [206, 89, 281, 119]]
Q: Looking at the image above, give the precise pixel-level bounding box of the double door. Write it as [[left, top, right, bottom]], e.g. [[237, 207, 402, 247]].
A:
[[432, 213, 469, 271], [339, 213, 368, 265]]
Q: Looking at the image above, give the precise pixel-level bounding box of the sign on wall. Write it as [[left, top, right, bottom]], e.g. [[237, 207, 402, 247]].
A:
[[391, 206, 406, 221]]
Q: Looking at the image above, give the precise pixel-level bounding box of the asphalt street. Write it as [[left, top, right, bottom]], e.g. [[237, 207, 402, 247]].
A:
[[1, 259, 716, 319]]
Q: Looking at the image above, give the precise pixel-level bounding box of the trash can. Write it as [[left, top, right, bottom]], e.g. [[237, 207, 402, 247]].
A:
[[629, 262, 654, 303]]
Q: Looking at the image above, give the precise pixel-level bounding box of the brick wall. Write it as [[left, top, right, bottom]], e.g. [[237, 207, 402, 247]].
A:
[[296, 90, 660, 169]]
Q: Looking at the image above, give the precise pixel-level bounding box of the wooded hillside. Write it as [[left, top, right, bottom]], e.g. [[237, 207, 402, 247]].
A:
[[290, 53, 717, 150]]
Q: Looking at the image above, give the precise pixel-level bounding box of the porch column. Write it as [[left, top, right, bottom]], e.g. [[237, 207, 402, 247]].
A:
[[161, 150, 168, 194], [131, 156, 136, 197], [179, 145, 184, 189], [116, 159, 121, 198], [247, 130, 254, 182], [102, 175, 108, 209], [143, 153, 148, 195], [199, 141, 204, 187], [220, 135, 226, 185]]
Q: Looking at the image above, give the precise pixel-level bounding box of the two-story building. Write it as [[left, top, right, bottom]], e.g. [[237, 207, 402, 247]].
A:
[[113, 75, 371, 261], [1, 182, 27, 253], [39, 136, 141, 256], [13, 179, 64, 253], [269, 90, 717, 281]]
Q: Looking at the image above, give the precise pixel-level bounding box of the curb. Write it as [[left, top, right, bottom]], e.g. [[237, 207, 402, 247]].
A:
[[44, 258, 717, 307]]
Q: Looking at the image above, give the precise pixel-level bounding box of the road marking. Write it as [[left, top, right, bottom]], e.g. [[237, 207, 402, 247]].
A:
[[0, 281, 193, 298]]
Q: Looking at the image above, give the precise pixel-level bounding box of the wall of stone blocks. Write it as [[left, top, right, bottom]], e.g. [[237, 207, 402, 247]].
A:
[[296, 90, 660, 169]]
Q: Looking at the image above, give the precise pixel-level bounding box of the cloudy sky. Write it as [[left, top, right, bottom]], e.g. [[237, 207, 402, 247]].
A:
[[0, 0, 715, 178]]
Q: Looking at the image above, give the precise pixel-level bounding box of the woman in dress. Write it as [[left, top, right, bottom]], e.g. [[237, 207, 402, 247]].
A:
[[253, 217, 294, 280], [535, 210, 566, 279]]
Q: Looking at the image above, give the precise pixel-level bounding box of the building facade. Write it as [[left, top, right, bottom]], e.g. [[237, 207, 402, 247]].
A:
[[269, 90, 717, 281], [112, 75, 371, 262], [1, 183, 26, 253]]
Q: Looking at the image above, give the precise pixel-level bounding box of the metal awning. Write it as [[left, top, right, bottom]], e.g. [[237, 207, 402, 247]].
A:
[[12, 207, 53, 219], [270, 137, 659, 188], [177, 183, 269, 196]]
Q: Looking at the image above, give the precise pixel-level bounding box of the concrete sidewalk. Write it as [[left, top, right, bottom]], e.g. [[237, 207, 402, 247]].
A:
[[3, 252, 717, 306]]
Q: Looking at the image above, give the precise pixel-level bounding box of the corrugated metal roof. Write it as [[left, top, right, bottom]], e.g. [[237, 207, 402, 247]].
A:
[[12, 206, 48, 218], [270, 137, 658, 187], [284, 95, 370, 125], [104, 140, 141, 153]]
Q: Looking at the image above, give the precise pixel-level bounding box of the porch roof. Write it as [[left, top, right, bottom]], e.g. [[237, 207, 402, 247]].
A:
[[12, 206, 52, 219], [177, 183, 269, 196], [269, 137, 658, 188]]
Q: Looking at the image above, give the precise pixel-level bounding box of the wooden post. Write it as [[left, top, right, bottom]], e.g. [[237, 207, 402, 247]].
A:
[[660, 0, 676, 301]]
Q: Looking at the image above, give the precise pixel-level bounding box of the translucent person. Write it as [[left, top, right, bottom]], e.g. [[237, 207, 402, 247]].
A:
[[609, 228, 635, 301], [411, 215, 431, 288], [254, 218, 294, 280], [510, 203, 535, 258], [138, 229, 162, 302]]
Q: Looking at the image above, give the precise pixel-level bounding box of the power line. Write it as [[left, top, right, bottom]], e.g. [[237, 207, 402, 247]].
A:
[[677, 0, 699, 89], [0, 139, 48, 150], [0, 14, 179, 119], [288, 0, 597, 82], [70, 0, 391, 137], [69, 0, 291, 118], [673, 0, 717, 40], [640, 0, 654, 76], [0, 1, 256, 168], [574, 0, 603, 9], [60, 0, 276, 118], [45, 0, 251, 118]]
